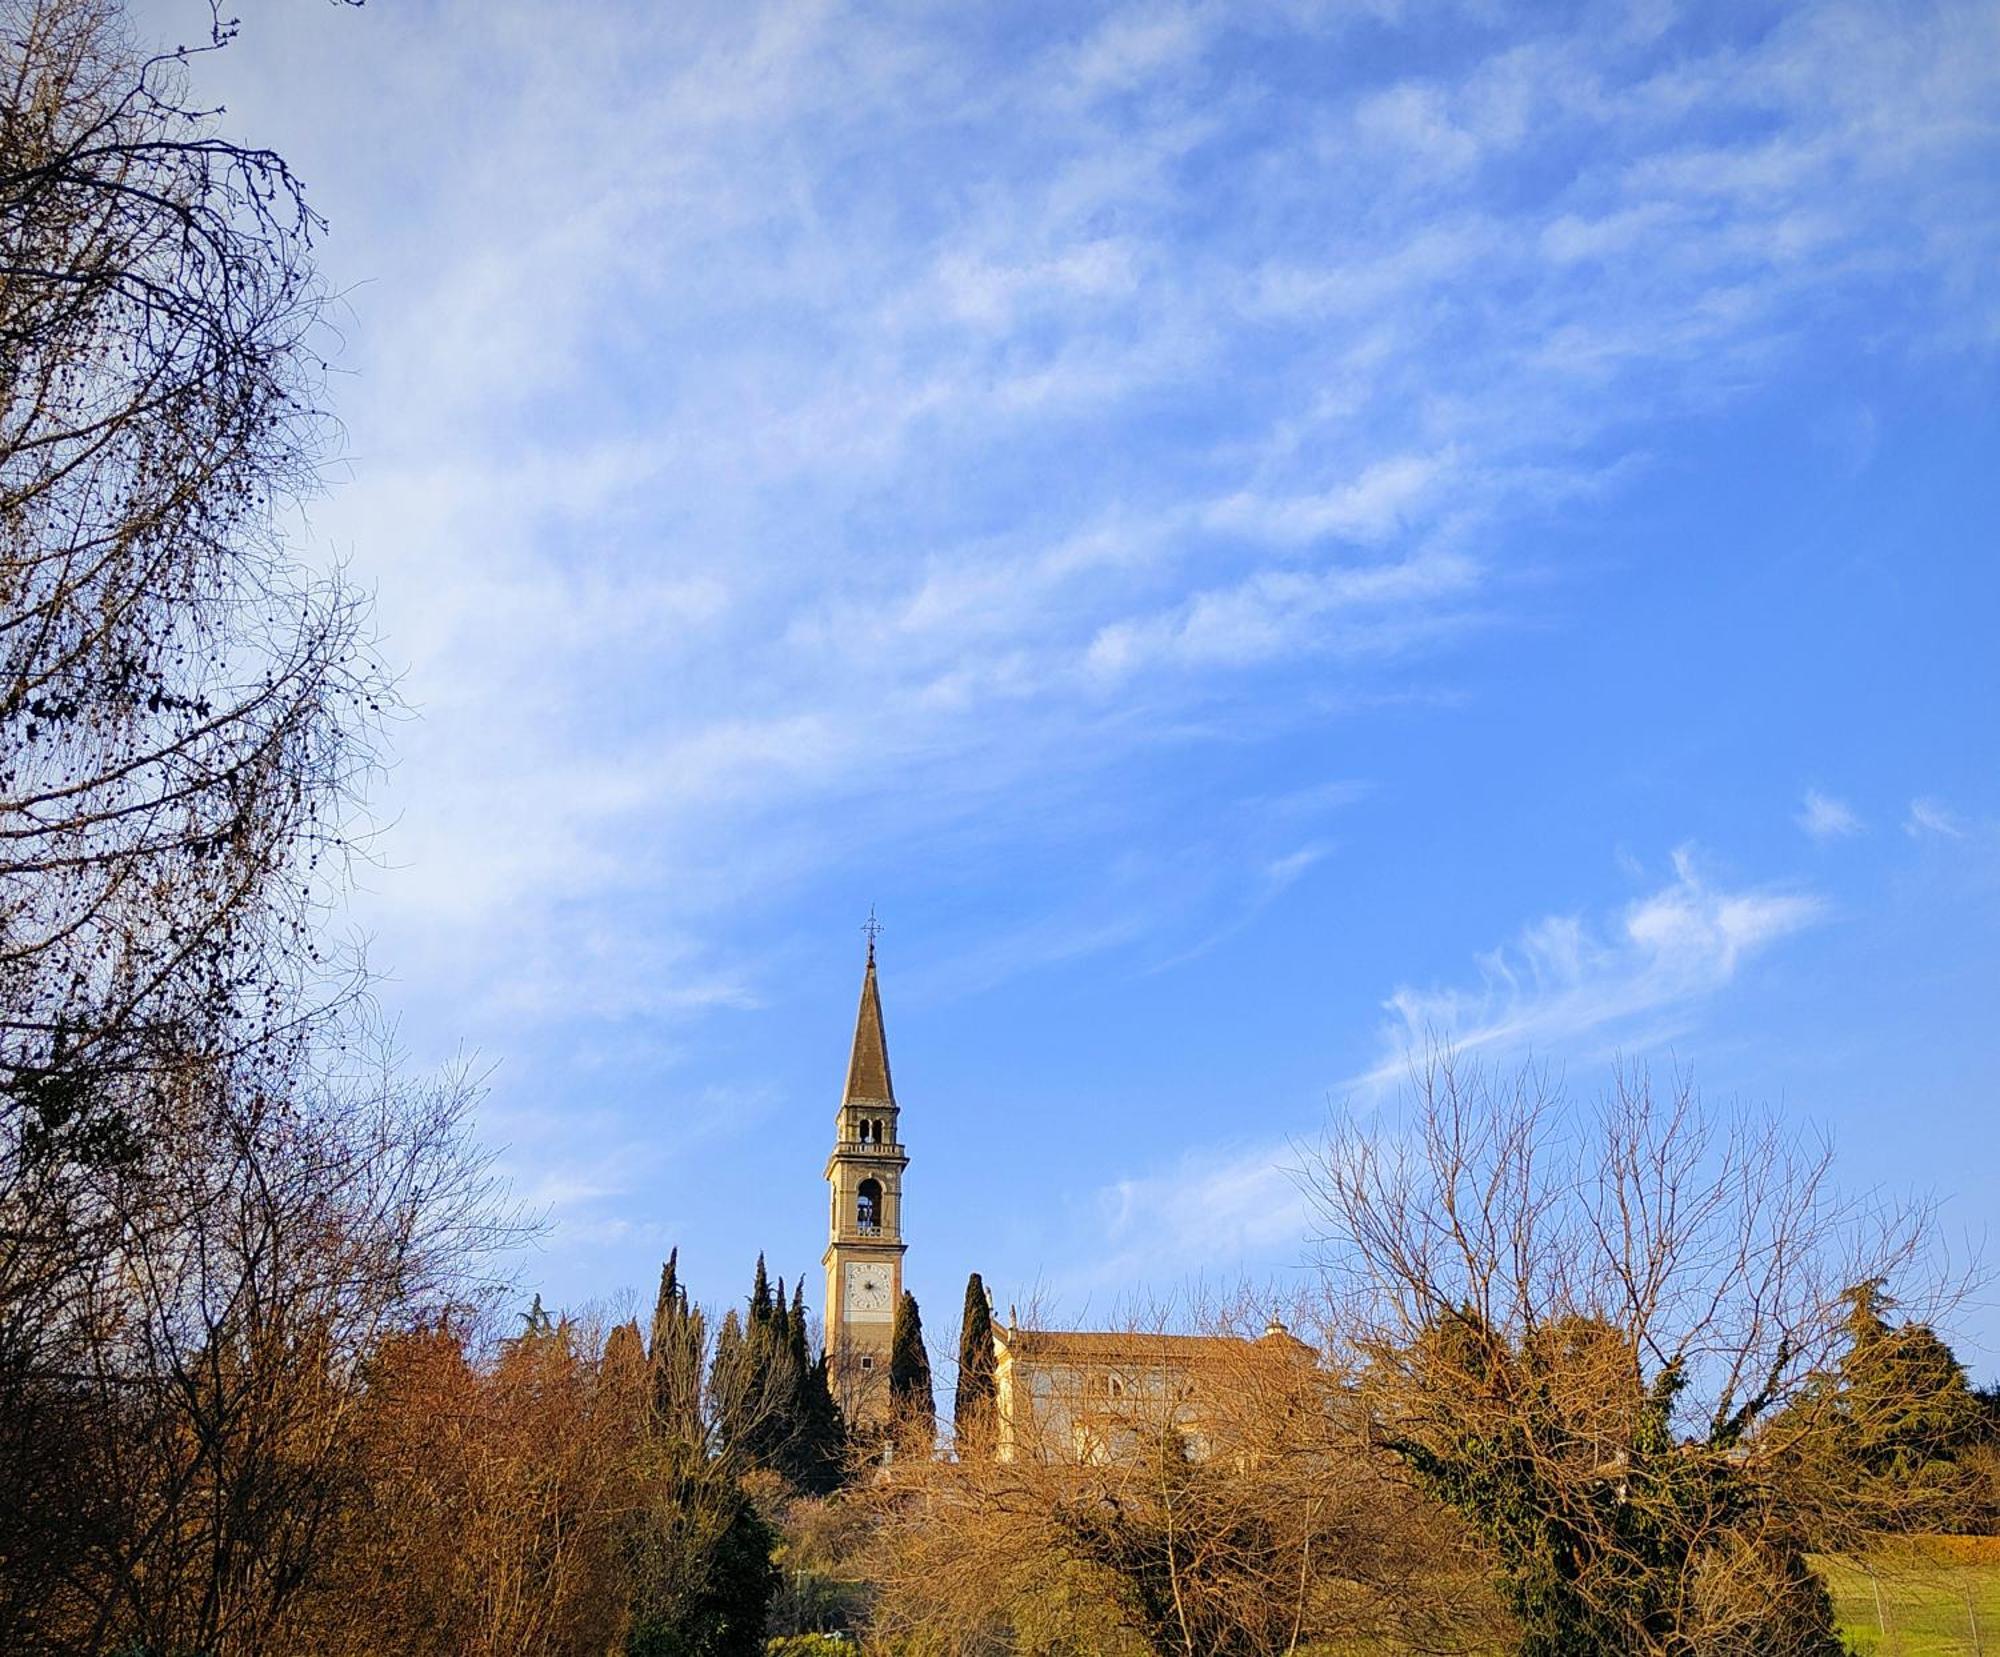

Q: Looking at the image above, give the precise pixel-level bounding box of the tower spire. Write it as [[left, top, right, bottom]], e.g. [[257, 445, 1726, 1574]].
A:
[[826, 922, 909, 1429], [843, 926, 894, 1105]]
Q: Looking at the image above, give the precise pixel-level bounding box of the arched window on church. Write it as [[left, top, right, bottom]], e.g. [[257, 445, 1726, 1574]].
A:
[[857, 1177, 882, 1234]]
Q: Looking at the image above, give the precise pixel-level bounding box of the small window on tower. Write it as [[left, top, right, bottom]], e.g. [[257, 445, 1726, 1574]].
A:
[[859, 1355, 874, 1372]]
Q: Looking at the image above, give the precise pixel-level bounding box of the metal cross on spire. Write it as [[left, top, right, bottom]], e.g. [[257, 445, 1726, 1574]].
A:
[[861, 904, 884, 961]]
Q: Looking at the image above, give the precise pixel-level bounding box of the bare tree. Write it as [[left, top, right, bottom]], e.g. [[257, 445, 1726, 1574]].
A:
[[1302, 1052, 1964, 1657], [0, 0, 373, 1106], [0, 10, 499, 1647]]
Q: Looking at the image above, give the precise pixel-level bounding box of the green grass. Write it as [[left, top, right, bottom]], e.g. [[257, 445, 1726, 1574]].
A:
[[1310, 1543, 2000, 1656], [1815, 1544, 2000, 1656]]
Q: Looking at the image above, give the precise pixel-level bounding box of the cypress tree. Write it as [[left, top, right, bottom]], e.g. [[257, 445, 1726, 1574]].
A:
[[648, 1253, 678, 1392], [954, 1271, 997, 1458], [889, 1290, 934, 1456], [628, 1258, 783, 1657], [605, 1317, 645, 1374], [780, 1281, 847, 1494], [756, 1274, 800, 1472], [788, 1279, 810, 1379], [604, 1317, 647, 1419], [647, 1253, 673, 1353], [795, 1350, 849, 1496], [710, 1308, 749, 1452], [647, 1249, 706, 1445], [735, 1258, 815, 1476]]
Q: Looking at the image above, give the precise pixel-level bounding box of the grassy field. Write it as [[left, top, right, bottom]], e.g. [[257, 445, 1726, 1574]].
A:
[[1816, 1539, 2000, 1656]]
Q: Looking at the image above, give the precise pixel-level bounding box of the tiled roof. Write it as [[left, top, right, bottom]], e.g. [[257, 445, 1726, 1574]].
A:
[[1001, 1329, 1269, 1360]]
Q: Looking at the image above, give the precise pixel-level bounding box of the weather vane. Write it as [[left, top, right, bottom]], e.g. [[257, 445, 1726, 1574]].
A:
[[862, 904, 884, 959]]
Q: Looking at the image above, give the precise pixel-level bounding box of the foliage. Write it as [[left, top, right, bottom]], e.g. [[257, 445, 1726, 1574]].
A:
[[954, 1270, 997, 1458], [1306, 1055, 1959, 1657], [762, 1483, 874, 1644], [712, 1258, 846, 1495], [651, 1249, 709, 1445], [1773, 1282, 1988, 1540], [794, 1348, 849, 1497], [864, 1314, 1506, 1656], [889, 1289, 933, 1454], [1387, 1310, 1843, 1657], [628, 1485, 779, 1657]]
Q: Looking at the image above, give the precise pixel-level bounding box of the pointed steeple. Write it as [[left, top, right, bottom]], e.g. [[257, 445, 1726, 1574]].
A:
[[843, 937, 894, 1104], [824, 918, 910, 1434]]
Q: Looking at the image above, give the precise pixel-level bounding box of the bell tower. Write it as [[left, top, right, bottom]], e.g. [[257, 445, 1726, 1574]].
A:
[[822, 925, 908, 1425]]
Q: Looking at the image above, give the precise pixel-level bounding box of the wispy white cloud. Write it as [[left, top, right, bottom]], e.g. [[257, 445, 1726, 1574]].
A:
[[1263, 842, 1333, 894], [1361, 848, 1824, 1084], [1906, 797, 1968, 839], [1085, 547, 1484, 679], [1204, 452, 1455, 547], [1065, 1141, 1309, 1299], [1798, 788, 1864, 840], [1056, 4, 1208, 104], [178, 0, 1999, 1073], [1078, 839, 1827, 1295]]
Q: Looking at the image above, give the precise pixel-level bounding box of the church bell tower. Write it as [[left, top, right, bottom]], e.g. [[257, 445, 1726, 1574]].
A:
[[822, 929, 908, 1425]]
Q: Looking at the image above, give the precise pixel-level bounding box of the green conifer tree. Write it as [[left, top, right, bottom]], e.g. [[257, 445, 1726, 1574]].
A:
[[626, 1258, 782, 1657], [954, 1271, 997, 1458], [779, 1280, 847, 1495], [1781, 1279, 1988, 1535], [731, 1258, 809, 1476], [605, 1317, 645, 1376], [889, 1290, 934, 1456], [648, 1249, 708, 1445], [711, 1307, 750, 1452], [649, 1252, 677, 1372], [794, 1351, 849, 1497], [788, 1279, 810, 1379]]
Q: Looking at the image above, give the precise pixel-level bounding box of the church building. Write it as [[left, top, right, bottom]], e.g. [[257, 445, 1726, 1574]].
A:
[[821, 936, 1316, 1452]]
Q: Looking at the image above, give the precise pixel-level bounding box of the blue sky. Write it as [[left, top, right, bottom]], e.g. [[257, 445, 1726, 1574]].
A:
[[161, 0, 1998, 1368]]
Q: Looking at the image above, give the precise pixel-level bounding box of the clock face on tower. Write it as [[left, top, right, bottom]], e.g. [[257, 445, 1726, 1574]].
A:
[[845, 1260, 894, 1320]]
